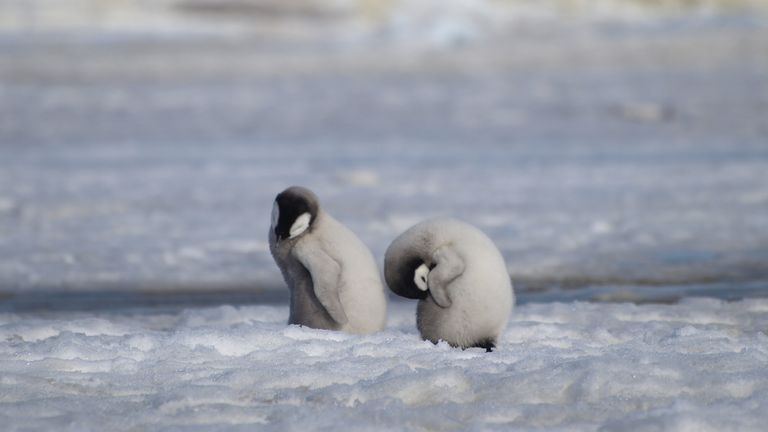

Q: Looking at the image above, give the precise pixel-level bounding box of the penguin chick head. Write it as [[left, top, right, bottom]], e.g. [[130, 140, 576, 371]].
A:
[[272, 186, 319, 243], [414, 263, 430, 291], [384, 255, 432, 300]]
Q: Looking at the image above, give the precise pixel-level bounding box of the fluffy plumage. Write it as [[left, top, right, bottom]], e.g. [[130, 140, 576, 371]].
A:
[[269, 186, 387, 334], [384, 218, 514, 350]]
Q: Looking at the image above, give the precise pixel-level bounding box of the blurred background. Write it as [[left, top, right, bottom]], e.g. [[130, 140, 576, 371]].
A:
[[1, 0, 767, 310]]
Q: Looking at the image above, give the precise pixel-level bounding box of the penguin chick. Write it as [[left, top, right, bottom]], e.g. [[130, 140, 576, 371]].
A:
[[269, 186, 387, 334], [384, 218, 514, 351]]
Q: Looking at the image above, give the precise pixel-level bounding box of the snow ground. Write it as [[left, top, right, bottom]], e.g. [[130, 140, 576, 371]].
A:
[[2, 5, 768, 430], [2, 22, 768, 298], [1, 299, 767, 431]]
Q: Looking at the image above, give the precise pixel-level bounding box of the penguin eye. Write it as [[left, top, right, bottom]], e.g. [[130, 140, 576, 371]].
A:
[[414, 263, 430, 291], [288, 212, 311, 239], [271, 201, 280, 228]]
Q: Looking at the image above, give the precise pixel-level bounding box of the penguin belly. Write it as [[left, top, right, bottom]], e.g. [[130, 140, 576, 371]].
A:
[[319, 217, 387, 334], [417, 263, 513, 349], [285, 260, 340, 331]]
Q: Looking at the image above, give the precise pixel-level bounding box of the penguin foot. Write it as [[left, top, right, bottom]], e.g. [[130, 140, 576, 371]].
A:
[[434, 338, 497, 352], [472, 339, 496, 352]]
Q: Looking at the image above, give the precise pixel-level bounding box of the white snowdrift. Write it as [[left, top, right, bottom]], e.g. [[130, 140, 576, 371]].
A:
[[1, 298, 767, 430]]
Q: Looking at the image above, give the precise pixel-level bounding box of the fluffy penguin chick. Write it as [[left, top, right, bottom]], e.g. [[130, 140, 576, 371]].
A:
[[384, 218, 514, 350], [269, 186, 387, 334]]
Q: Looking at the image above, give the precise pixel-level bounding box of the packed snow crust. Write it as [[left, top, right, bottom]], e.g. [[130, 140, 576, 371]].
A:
[[2, 299, 767, 431]]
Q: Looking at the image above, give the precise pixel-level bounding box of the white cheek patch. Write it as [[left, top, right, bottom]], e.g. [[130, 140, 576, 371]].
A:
[[288, 212, 311, 239], [270, 201, 279, 228], [414, 263, 430, 291]]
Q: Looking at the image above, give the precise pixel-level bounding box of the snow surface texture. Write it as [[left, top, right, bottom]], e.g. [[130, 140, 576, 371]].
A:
[[2, 19, 768, 298], [2, 299, 767, 431], [2, 4, 767, 431]]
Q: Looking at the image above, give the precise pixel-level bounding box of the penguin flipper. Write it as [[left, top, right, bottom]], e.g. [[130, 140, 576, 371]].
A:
[[427, 244, 465, 308], [294, 243, 349, 325]]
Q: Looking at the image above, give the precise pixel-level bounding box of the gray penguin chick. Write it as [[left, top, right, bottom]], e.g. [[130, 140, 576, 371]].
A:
[[384, 218, 514, 351], [269, 186, 387, 334]]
